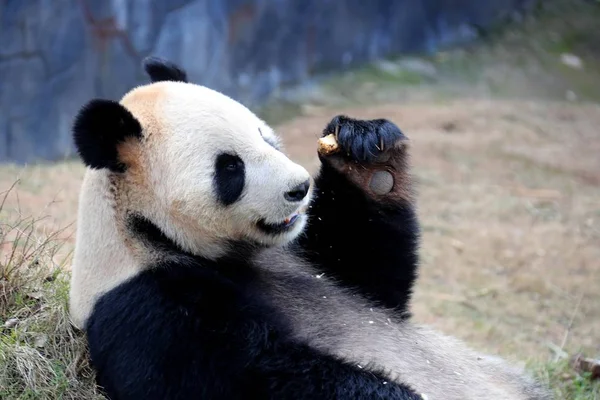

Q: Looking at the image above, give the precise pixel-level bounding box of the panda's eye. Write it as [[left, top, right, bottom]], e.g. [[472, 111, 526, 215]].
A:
[[216, 154, 244, 175]]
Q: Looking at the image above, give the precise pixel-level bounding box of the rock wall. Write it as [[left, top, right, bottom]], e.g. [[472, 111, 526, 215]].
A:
[[0, 0, 530, 163]]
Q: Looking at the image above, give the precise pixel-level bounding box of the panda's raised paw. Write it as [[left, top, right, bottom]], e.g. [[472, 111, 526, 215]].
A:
[[318, 116, 412, 199], [319, 115, 407, 164]]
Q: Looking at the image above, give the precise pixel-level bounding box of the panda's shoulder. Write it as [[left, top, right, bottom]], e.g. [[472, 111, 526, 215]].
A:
[[86, 256, 286, 337], [92, 262, 242, 314]]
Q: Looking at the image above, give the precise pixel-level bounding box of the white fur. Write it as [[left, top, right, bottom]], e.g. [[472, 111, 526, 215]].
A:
[[69, 170, 140, 329]]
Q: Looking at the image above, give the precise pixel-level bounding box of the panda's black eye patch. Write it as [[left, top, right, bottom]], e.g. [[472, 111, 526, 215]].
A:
[[214, 153, 245, 206]]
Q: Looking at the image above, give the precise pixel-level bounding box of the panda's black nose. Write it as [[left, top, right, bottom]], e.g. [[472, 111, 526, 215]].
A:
[[284, 179, 310, 202]]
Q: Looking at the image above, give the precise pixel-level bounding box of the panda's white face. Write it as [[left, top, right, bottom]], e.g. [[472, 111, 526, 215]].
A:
[[120, 82, 312, 255]]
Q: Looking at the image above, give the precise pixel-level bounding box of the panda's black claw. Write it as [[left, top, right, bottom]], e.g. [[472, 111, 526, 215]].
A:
[[323, 115, 406, 163]]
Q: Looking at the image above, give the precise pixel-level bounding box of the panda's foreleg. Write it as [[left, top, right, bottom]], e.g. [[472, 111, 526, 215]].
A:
[[295, 115, 420, 317], [252, 342, 423, 399]]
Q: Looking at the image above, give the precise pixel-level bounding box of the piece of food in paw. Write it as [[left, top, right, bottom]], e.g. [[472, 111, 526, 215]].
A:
[[317, 133, 340, 156]]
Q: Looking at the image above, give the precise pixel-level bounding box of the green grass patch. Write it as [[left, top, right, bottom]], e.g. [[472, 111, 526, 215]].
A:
[[533, 357, 600, 400]]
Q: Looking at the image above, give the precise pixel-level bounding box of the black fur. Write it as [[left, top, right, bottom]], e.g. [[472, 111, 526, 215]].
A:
[[86, 219, 421, 400], [214, 153, 246, 206], [72, 100, 142, 172], [295, 116, 419, 318], [127, 212, 180, 253], [143, 56, 188, 83]]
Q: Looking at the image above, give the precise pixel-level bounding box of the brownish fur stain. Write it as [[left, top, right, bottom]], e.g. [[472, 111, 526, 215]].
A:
[[117, 137, 143, 173], [120, 84, 165, 137], [111, 84, 169, 192], [169, 200, 201, 238], [169, 199, 227, 249], [111, 173, 153, 261], [169, 199, 187, 221], [106, 84, 172, 257], [107, 174, 136, 256], [118, 84, 171, 186]]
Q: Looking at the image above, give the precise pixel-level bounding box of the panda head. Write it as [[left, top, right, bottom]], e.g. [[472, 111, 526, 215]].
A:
[[72, 57, 311, 258]]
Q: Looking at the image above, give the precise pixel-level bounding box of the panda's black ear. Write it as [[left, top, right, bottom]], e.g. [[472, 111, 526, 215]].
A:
[[142, 56, 188, 83], [72, 99, 143, 172]]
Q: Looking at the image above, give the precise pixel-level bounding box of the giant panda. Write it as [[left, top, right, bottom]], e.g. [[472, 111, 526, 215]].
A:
[[68, 56, 552, 400]]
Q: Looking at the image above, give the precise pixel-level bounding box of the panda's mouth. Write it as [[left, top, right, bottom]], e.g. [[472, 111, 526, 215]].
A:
[[257, 213, 301, 235]]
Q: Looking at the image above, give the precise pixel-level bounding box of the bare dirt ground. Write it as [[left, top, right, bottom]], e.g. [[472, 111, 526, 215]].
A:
[[1, 0, 599, 369]]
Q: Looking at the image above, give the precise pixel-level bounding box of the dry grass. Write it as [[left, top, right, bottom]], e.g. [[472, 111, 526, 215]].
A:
[[0, 161, 84, 252], [0, 184, 101, 399]]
